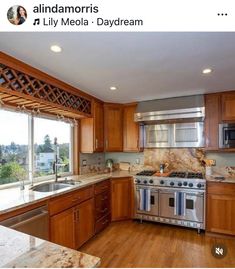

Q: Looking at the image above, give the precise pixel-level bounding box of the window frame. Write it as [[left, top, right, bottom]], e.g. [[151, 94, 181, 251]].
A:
[[0, 108, 74, 189]]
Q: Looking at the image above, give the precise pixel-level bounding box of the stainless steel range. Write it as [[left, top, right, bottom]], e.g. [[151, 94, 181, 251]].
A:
[[134, 170, 206, 233]]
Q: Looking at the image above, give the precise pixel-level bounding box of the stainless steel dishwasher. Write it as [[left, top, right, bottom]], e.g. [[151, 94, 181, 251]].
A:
[[0, 205, 49, 240]]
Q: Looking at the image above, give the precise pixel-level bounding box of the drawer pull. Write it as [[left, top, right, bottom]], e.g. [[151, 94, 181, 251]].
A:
[[72, 197, 81, 202], [101, 208, 108, 213], [101, 196, 108, 201], [102, 219, 109, 225]]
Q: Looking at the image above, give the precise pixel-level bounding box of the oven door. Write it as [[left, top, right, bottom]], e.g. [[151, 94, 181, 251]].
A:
[[219, 124, 235, 148], [159, 189, 204, 222], [135, 186, 159, 215]]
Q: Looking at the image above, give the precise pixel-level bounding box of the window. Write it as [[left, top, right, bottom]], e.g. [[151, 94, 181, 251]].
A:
[[34, 117, 72, 178], [0, 110, 28, 185], [0, 108, 73, 187]]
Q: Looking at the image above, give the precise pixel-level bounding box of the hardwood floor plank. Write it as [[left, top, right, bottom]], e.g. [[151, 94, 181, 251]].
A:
[[80, 220, 235, 268]]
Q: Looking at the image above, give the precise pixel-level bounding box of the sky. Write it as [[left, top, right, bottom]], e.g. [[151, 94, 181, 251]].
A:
[[0, 109, 71, 145]]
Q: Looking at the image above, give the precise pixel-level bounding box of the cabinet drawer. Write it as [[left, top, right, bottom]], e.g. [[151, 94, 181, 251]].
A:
[[49, 186, 94, 216], [94, 179, 110, 195], [207, 182, 235, 195], [95, 191, 110, 220], [95, 214, 110, 234]]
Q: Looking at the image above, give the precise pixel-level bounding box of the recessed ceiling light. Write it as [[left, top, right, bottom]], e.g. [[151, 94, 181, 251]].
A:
[[50, 45, 62, 53], [110, 86, 117, 91], [202, 68, 212, 74]]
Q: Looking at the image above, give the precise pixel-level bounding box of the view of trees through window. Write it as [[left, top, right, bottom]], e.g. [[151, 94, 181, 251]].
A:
[[0, 110, 28, 185], [0, 109, 72, 185]]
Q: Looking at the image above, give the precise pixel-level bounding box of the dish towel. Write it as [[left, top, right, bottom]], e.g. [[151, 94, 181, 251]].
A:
[[139, 188, 151, 212]]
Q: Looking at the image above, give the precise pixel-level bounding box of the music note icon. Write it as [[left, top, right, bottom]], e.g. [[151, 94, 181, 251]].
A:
[[33, 18, 40, 26]]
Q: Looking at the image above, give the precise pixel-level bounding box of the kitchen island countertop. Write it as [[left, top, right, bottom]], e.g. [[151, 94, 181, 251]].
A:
[[0, 225, 100, 268]]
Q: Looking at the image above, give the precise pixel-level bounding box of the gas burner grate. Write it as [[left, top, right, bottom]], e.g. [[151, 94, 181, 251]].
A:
[[187, 172, 203, 179], [169, 172, 186, 178], [136, 170, 156, 176]]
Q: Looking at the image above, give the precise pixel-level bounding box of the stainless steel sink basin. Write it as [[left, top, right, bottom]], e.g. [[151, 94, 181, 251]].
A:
[[31, 182, 72, 192], [59, 179, 82, 185]]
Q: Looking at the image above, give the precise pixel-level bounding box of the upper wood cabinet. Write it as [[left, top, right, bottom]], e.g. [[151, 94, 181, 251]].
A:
[[104, 104, 123, 152], [111, 177, 134, 221], [80, 100, 104, 153], [207, 182, 235, 235], [204, 94, 220, 150], [221, 92, 235, 121], [123, 104, 142, 152]]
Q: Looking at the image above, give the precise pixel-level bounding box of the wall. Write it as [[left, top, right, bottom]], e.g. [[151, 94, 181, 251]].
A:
[[79, 153, 105, 174]]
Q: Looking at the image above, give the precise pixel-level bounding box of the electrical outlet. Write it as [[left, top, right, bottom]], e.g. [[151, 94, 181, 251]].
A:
[[82, 159, 87, 167], [135, 158, 140, 165]]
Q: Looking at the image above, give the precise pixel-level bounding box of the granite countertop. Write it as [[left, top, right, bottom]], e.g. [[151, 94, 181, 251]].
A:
[[0, 225, 100, 268], [0, 170, 137, 214], [206, 174, 235, 183]]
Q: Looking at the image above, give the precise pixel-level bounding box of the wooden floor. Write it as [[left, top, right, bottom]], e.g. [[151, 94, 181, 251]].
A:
[[80, 220, 235, 268]]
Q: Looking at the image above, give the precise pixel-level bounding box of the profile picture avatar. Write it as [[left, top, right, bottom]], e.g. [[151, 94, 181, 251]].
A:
[[7, 5, 27, 25]]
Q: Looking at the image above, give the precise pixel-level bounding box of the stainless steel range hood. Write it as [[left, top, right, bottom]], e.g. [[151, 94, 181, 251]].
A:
[[134, 95, 205, 124]]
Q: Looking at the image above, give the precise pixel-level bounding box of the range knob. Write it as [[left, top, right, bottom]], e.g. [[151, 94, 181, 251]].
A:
[[160, 180, 164, 185], [136, 179, 141, 184], [178, 182, 182, 187], [197, 183, 202, 188], [170, 182, 174, 186], [149, 179, 154, 184], [143, 180, 148, 184], [183, 182, 188, 186], [189, 183, 193, 188]]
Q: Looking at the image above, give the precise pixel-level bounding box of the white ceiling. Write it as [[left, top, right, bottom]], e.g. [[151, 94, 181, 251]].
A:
[[0, 32, 235, 103]]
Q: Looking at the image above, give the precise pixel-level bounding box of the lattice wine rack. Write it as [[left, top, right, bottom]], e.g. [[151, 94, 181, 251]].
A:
[[0, 63, 91, 119]]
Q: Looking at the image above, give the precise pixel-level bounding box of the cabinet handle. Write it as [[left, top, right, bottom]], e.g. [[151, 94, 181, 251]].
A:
[[105, 139, 108, 149], [102, 219, 109, 225], [77, 210, 79, 221], [95, 138, 98, 149], [101, 208, 108, 213], [72, 197, 81, 202], [74, 210, 77, 223], [137, 139, 139, 149], [101, 196, 108, 201]]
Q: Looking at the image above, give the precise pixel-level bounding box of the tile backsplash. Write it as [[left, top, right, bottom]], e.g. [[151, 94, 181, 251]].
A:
[[79, 153, 105, 174]]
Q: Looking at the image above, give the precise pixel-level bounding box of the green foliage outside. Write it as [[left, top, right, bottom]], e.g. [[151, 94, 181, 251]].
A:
[[0, 162, 26, 185]]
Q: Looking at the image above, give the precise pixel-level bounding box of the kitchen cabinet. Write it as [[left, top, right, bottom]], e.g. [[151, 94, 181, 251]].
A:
[[49, 186, 94, 249], [204, 94, 220, 150], [111, 177, 134, 221], [221, 92, 235, 121], [207, 182, 235, 235], [123, 104, 143, 152], [94, 180, 111, 234], [50, 207, 75, 249], [104, 104, 123, 152], [80, 100, 104, 153], [75, 198, 94, 248]]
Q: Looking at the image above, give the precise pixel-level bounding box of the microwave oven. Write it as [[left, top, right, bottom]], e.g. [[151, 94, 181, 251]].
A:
[[219, 123, 235, 148]]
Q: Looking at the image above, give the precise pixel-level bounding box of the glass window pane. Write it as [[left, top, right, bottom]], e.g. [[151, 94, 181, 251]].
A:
[[0, 109, 28, 185], [34, 117, 71, 178]]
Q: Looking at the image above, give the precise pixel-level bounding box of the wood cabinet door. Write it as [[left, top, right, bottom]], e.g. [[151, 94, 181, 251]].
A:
[[123, 104, 141, 152], [94, 101, 104, 152], [204, 94, 220, 150], [221, 93, 235, 121], [80, 117, 94, 153], [75, 198, 94, 249], [111, 177, 133, 221], [50, 207, 76, 249], [104, 104, 123, 152], [207, 193, 235, 235]]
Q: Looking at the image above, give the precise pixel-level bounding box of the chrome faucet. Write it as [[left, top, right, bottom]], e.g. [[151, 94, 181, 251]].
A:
[[53, 137, 64, 182]]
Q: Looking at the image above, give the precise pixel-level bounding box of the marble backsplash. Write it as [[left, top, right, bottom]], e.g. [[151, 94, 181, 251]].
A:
[[144, 148, 205, 173]]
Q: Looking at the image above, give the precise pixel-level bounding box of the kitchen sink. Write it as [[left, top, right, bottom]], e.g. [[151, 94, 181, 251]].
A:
[[31, 182, 72, 192], [59, 179, 82, 185]]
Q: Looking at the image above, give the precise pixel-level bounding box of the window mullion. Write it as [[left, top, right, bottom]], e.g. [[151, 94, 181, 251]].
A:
[[28, 115, 34, 186]]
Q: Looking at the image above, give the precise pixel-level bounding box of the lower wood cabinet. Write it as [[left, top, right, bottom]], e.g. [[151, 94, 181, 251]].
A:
[[94, 179, 111, 234], [207, 182, 235, 235], [111, 177, 134, 221], [50, 207, 76, 249], [74, 198, 94, 248]]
